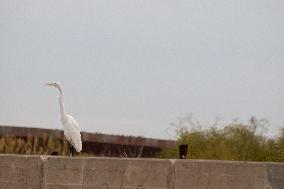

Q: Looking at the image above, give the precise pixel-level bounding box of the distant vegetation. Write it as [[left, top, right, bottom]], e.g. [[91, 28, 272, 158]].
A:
[[158, 116, 284, 162], [0, 134, 95, 156], [0, 134, 70, 155]]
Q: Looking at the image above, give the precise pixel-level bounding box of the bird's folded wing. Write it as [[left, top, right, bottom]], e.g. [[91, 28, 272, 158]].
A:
[[67, 114, 82, 132]]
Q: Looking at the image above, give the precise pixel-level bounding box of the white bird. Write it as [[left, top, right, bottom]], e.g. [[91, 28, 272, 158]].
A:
[[45, 82, 82, 156]]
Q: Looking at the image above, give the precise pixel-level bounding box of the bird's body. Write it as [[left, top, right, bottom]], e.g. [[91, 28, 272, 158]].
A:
[[62, 114, 82, 152], [46, 82, 82, 155]]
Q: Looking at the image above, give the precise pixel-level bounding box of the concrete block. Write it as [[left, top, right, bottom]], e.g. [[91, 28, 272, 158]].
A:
[[267, 163, 284, 189], [82, 157, 172, 189], [173, 160, 272, 189], [0, 154, 42, 189], [82, 157, 128, 189], [122, 158, 172, 189], [42, 156, 84, 189]]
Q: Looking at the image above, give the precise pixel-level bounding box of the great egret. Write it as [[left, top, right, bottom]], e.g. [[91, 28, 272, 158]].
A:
[[46, 82, 82, 156]]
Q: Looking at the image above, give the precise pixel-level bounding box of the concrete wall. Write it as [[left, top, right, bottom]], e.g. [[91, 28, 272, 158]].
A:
[[0, 155, 283, 189]]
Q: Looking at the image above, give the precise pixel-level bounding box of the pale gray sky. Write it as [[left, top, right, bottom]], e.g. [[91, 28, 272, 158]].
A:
[[0, 0, 283, 139]]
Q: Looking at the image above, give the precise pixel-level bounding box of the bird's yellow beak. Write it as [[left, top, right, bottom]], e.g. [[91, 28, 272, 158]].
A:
[[45, 83, 54, 87]]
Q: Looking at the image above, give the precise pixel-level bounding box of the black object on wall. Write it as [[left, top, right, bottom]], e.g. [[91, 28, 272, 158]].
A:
[[179, 144, 188, 159]]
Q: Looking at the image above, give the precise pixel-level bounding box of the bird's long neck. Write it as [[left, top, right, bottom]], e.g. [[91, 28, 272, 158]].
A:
[[57, 86, 67, 123]]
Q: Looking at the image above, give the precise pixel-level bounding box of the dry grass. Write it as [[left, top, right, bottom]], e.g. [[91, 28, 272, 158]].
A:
[[0, 134, 72, 156]]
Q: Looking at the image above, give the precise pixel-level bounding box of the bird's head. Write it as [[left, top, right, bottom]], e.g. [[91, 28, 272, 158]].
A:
[[45, 82, 63, 94], [45, 82, 61, 88]]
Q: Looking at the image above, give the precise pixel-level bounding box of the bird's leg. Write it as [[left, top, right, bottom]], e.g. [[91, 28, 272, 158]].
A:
[[71, 146, 74, 157], [69, 144, 73, 157]]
